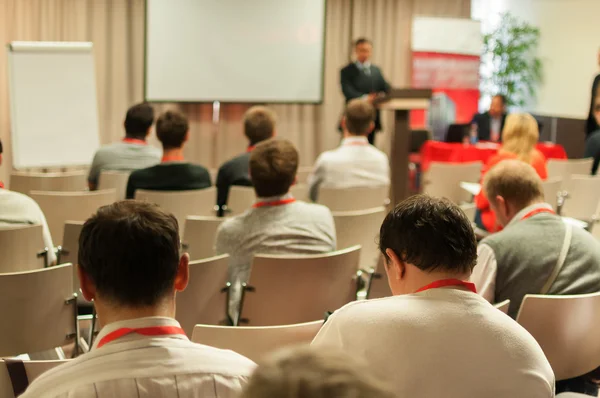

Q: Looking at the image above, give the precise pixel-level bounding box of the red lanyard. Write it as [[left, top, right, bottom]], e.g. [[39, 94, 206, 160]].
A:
[[415, 278, 477, 294], [246, 145, 256, 153], [161, 155, 184, 162], [344, 141, 369, 146], [253, 197, 296, 208], [96, 325, 186, 349], [122, 138, 147, 145], [521, 208, 555, 221]]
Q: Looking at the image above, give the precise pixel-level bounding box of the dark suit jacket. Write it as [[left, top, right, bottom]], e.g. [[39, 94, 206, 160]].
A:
[[586, 74, 600, 137], [126, 162, 212, 199], [340, 62, 391, 132], [472, 112, 507, 141], [584, 130, 600, 175], [215, 152, 253, 215]]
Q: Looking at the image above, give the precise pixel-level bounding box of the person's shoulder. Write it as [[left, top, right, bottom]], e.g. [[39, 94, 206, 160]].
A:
[[293, 201, 332, 216], [341, 63, 357, 73], [218, 152, 249, 173], [328, 296, 403, 323], [185, 341, 256, 371], [0, 189, 40, 210], [187, 163, 210, 175]]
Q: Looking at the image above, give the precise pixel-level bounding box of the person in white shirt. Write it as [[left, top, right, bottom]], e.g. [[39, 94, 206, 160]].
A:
[[312, 194, 555, 398], [308, 99, 390, 201], [21, 201, 255, 398]]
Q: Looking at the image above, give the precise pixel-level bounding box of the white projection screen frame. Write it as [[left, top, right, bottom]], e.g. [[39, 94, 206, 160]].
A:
[[144, 0, 326, 103]]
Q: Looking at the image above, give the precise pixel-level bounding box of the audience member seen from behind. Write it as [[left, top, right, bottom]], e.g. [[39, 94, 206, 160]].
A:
[[585, 47, 600, 137], [241, 346, 395, 398], [216, 106, 276, 215], [474, 113, 547, 232], [312, 195, 554, 398], [88, 103, 161, 190], [126, 111, 211, 199], [471, 94, 508, 142], [308, 99, 390, 202], [216, 139, 336, 313], [584, 94, 600, 174], [21, 201, 254, 398]]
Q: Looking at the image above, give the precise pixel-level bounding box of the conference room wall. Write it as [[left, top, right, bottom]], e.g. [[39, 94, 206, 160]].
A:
[[0, 0, 469, 188]]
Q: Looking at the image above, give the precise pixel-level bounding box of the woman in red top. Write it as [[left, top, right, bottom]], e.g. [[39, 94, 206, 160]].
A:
[[475, 113, 548, 232]]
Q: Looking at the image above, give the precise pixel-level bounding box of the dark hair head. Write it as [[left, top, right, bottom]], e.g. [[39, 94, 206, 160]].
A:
[[78, 201, 181, 307], [124, 103, 155, 139], [354, 38, 371, 47], [379, 195, 477, 274], [156, 111, 189, 150], [344, 99, 375, 135], [493, 94, 507, 105], [249, 139, 298, 197], [244, 106, 276, 145]]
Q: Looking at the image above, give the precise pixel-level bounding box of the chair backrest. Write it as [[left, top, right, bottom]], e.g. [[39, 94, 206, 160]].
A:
[[541, 177, 563, 209], [0, 225, 45, 273], [135, 188, 217, 234], [240, 246, 361, 326], [60, 221, 85, 295], [560, 175, 600, 221], [422, 162, 482, 204], [318, 185, 389, 211], [333, 207, 386, 271], [290, 184, 310, 202], [97, 170, 131, 200], [516, 292, 600, 380], [191, 320, 323, 362], [182, 216, 224, 261], [459, 203, 476, 222], [227, 186, 255, 216], [296, 167, 313, 184], [9, 171, 87, 195], [29, 189, 117, 246], [0, 264, 76, 357], [0, 359, 69, 398], [548, 158, 594, 182], [493, 299, 510, 314], [175, 254, 230, 336]]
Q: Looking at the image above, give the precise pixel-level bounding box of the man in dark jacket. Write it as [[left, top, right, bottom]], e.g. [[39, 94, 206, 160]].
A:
[[471, 94, 508, 142]]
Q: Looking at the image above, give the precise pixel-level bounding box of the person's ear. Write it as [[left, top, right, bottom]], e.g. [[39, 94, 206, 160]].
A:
[[183, 130, 190, 143], [174, 253, 189, 293], [385, 248, 405, 281], [341, 117, 347, 131], [495, 195, 508, 216], [77, 265, 96, 302], [368, 121, 375, 133]]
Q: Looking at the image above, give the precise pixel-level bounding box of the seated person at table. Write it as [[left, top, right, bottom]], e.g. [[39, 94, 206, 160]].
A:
[[311, 195, 554, 398], [475, 113, 547, 232], [88, 103, 161, 190], [216, 106, 276, 216], [308, 99, 390, 201], [471, 94, 508, 142], [215, 139, 336, 308], [584, 94, 600, 175], [126, 111, 211, 199], [21, 201, 254, 397]]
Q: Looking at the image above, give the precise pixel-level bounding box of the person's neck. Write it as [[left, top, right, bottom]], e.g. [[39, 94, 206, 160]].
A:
[[342, 132, 368, 139], [506, 200, 547, 224], [124, 136, 147, 142], [94, 298, 175, 329], [162, 147, 184, 160], [408, 271, 471, 293]]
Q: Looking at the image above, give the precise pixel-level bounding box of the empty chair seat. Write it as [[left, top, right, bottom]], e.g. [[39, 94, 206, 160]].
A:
[[0, 225, 46, 273], [98, 171, 131, 200], [318, 185, 389, 212], [9, 171, 87, 195], [422, 162, 482, 204], [559, 175, 600, 225], [182, 216, 224, 261]]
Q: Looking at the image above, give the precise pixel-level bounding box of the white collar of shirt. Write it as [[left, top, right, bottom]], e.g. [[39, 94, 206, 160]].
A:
[[341, 136, 369, 147], [254, 192, 294, 204], [507, 202, 553, 228], [92, 316, 188, 350], [355, 61, 371, 69]]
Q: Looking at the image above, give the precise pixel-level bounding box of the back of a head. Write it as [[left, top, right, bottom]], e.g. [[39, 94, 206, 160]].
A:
[[241, 346, 395, 398], [78, 201, 180, 307], [125, 103, 155, 140], [483, 159, 544, 211], [344, 99, 375, 136], [379, 194, 477, 275], [244, 106, 276, 145], [156, 110, 189, 150], [249, 139, 298, 198], [501, 113, 539, 162]]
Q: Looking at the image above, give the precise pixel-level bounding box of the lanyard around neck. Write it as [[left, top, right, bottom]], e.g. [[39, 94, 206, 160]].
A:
[[520, 208, 555, 221], [415, 278, 477, 294], [343, 140, 369, 147], [161, 155, 184, 163], [96, 325, 186, 349], [122, 138, 147, 145], [253, 197, 296, 209]]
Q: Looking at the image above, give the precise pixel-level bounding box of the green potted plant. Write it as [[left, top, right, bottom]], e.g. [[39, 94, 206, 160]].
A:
[[481, 12, 543, 108]]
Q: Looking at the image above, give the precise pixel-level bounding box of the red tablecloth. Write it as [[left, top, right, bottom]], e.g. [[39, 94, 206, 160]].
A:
[[419, 141, 568, 171]]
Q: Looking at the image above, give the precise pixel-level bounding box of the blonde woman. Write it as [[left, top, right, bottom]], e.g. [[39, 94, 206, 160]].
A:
[[475, 113, 548, 232]]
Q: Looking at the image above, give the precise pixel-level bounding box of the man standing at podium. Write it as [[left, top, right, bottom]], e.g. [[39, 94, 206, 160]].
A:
[[340, 38, 391, 145]]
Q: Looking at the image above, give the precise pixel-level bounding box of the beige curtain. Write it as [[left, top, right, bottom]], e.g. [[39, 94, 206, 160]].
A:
[[0, 0, 470, 186]]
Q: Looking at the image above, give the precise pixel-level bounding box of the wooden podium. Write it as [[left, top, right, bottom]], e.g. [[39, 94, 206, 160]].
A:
[[376, 89, 432, 206]]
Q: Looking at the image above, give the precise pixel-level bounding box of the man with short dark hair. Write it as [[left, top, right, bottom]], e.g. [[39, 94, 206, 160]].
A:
[[308, 99, 389, 201], [21, 201, 254, 397], [340, 38, 391, 145], [88, 103, 161, 190], [312, 194, 554, 398], [471, 94, 508, 142], [216, 106, 276, 215], [216, 139, 336, 311], [126, 110, 211, 199]]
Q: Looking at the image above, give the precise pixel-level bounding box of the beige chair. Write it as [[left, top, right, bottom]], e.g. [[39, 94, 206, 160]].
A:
[[29, 189, 117, 246], [0, 264, 78, 357], [9, 171, 87, 195], [493, 299, 510, 314], [516, 292, 600, 381], [547, 158, 594, 182], [318, 185, 389, 211], [422, 162, 482, 204], [226, 186, 255, 216], [296, 167, 313, 184], [290, 183, 310, 202], [59, 221, 85, 295], [0, 225, 46, 273], [541, 177, 563, 209], [0, 359, 69, 398], [191, 320, 323, 362], [558, 175, 600, 226], [239, 246, 361, 326], [333, 207, 386, 271], [176, 254, 231, 336], [135, 188, 217, 234], [366, 254, 392, 300], [459, 203, 476, 222], [182, 216, 224, 261], [97, 170, 131, 200]]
